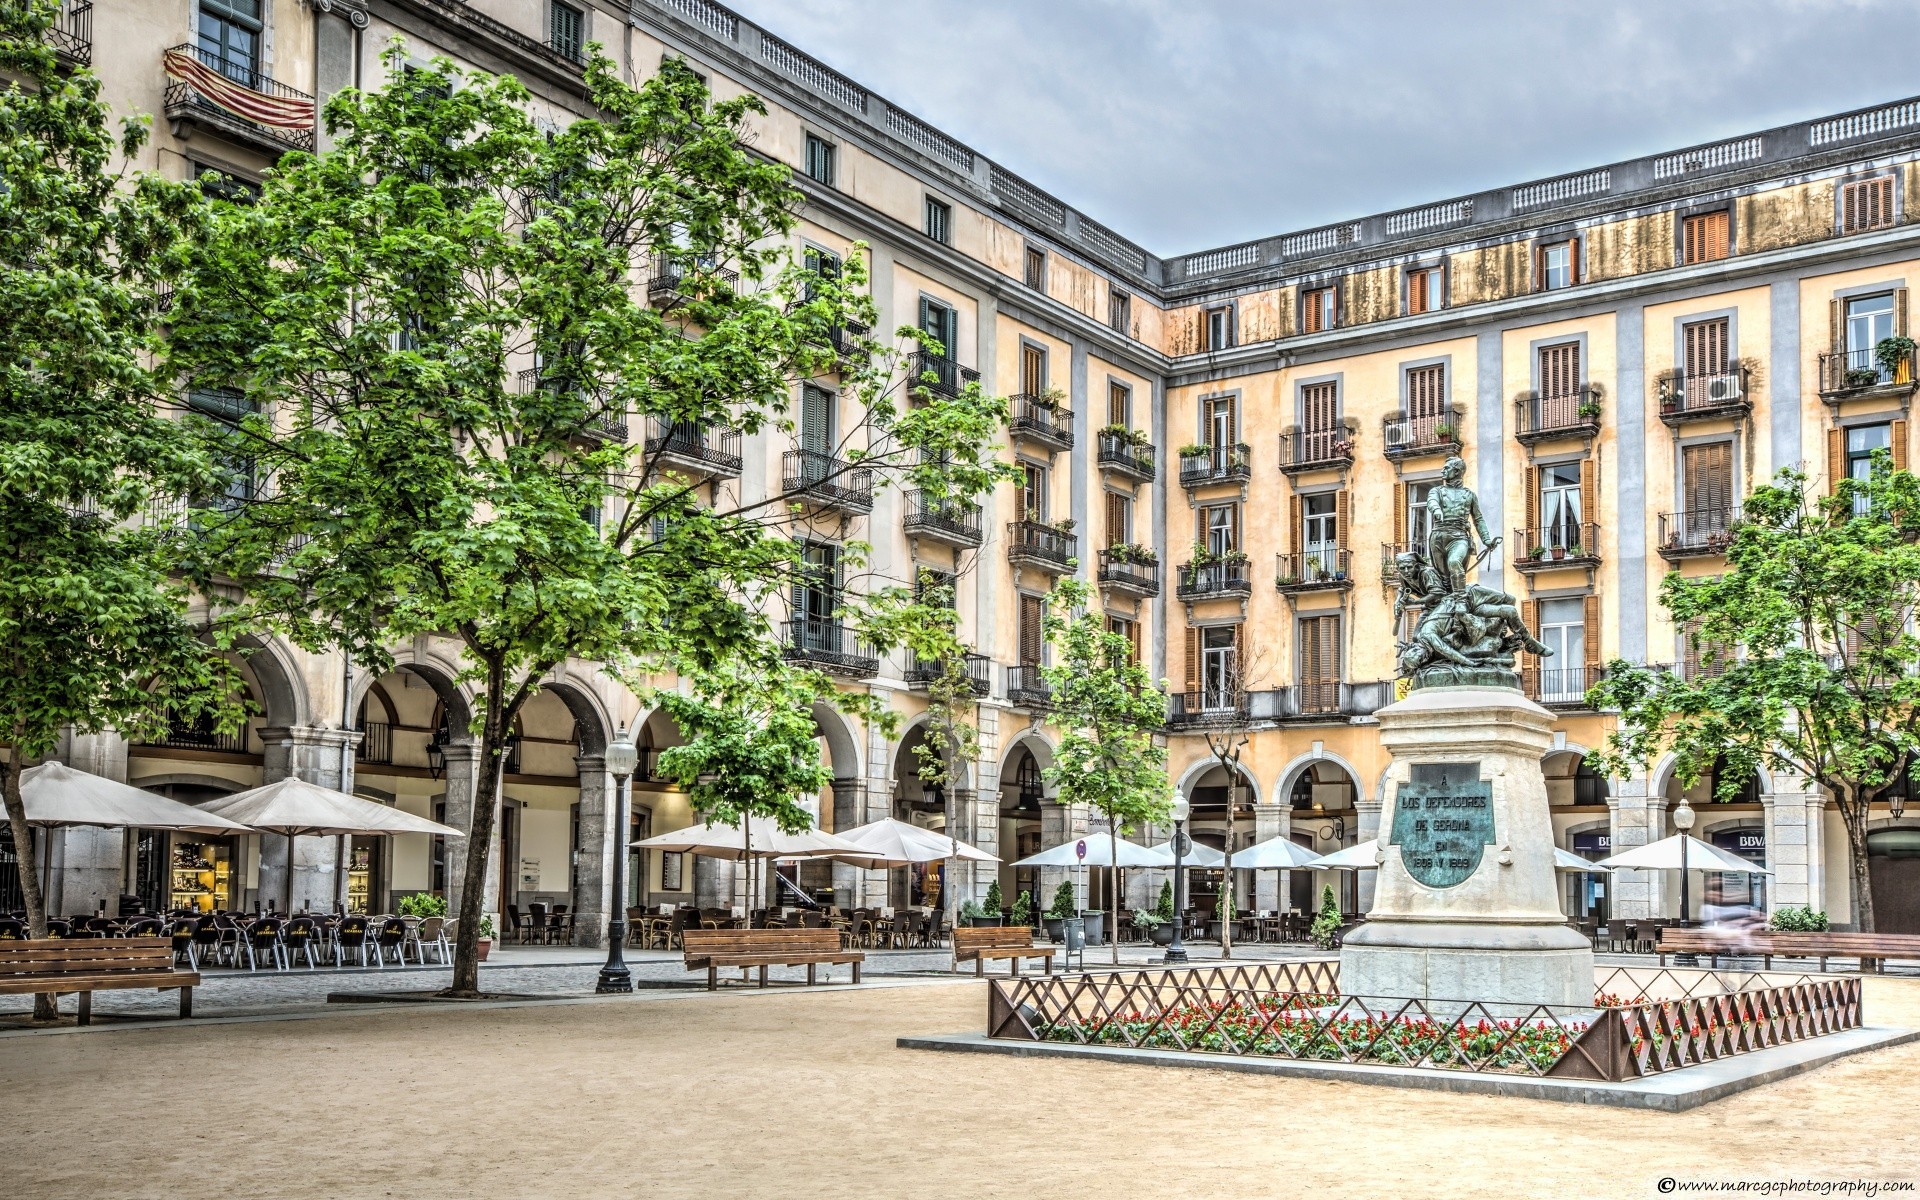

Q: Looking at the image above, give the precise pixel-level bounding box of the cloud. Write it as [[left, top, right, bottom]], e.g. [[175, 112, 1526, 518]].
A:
[[720, 0, 1920, 254]]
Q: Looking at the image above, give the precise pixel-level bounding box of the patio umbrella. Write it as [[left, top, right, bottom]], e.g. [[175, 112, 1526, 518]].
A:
[[1145, 839, 1226, 868], [1303, 839, 1381, 870], [195, 777, 460, 913], [1553, 847, 1612, 873], [631, 816, 889, 917], [1592, 833, 1770, 875], [1011, 832, 1164, 868], [835, 817, 999, 868], [1226, 836, 1325, 916]]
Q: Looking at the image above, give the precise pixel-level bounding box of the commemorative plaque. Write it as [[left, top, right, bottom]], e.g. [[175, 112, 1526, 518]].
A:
[[1389, 762, 1495, 888]]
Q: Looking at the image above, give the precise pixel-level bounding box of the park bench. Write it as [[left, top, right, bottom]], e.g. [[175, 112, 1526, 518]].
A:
[[680, 927, 863, 991], [952, 926, 1055, 977], [1656, 927, 1920, 972], [0, 937, 200, 1024]]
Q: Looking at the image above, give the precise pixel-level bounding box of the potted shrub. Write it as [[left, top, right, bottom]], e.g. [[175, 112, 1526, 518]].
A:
[[476, 915, 495, 962], [1150, 880, 1178, 946], [1577, 398, 1603, 421], [1178, 443, 1212, 459], [1566, 541, 1583, 560], [1845, 366, 1880, 389], [977, 880, 1005, 926], [1551, 544, 1566, 561], [399, 892, 448, 919], [1875, 335, 1917, 383], [1529, 545, 1548, 561], [1131, 907, 1171, 946], [1044, 880, 1076, 942], [1009, 890, 1035, 933], [958, 898, 987, 927], [1433, 422, 1455, 442], [1308, 885, 1343, 950], [1035, 385, 1068, 411]]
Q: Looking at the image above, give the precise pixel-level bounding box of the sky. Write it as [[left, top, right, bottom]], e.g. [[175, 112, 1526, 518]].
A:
[[722, 0, 1920, 258]]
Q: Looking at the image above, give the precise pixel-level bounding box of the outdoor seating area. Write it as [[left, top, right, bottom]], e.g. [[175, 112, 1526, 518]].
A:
[[626, 904, 953, 952], [0, 910, 452, 972], [504, 904, 576, 945]]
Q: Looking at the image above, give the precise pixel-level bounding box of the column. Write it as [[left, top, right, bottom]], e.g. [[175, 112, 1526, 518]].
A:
[[570, 753, 612, 947], [47, 728, 130, 916], [1038, 800, 1090, 911], [1762, 766, 1817, 914], [1608, 770, 1664, 920], [1253, 803, 1288, 912], [1353, 794, 1383, 912], [257, 725, 356, 912], [436, 742, 495, 922]]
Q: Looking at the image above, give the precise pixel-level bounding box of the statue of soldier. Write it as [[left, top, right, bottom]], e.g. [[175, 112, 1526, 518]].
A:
[[1426, 455, 1498, 595]]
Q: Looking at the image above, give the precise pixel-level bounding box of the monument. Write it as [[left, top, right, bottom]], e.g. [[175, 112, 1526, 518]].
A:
[[1340, 456, 1595, 1008]]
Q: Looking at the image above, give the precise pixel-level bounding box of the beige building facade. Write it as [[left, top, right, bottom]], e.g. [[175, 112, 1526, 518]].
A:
[[14, 0, 1920, 935]]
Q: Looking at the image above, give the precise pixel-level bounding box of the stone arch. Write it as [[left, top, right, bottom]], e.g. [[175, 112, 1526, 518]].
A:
[[1273, 749, 1361, 809], [1001, 729, 1057, 779], [1175, 755, 1258, 804], [352, 655, 476, 744], [231, 632, 311, 728], [543, 680, 612, 757], [1649, 752, 1682, 800]]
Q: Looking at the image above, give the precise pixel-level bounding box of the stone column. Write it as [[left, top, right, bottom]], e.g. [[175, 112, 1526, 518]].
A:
[[47, 728, 131, 916], [1353, 796, 1383, 912], [257, 726, 356, 912], [1253, 803, 1288, 912], [1038, 800, 1090, 911], [1606, 769, 1661, 920], [436, 742, 495, 922], [570, 753, 612, 947], [828, 778, 866, 908], [1762, 767, 1820, 915]]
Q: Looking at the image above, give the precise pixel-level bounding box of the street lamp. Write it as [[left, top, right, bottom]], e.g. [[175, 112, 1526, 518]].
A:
[[1672, 798, 1697, 925], [1164, 796, 1191, 966], [596, 724, 641, 994]]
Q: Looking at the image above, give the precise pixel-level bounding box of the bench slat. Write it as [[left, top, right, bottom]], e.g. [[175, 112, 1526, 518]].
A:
[[0, 971, 199, 993]]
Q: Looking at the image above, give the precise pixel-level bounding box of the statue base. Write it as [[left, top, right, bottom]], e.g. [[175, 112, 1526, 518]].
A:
[[1407, 665, 1519, 692], [1340, 685, 1593, 1010]]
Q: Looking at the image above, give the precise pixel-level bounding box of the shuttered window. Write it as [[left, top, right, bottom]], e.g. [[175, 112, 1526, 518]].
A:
[[799, 384, 833, 454], [1683, 319, 1730, 378], [1018, 594, 1044, 666], [1302, 287, 1336, 333], [1407, 267, 1443, 314], [1682, 442, 1734, 538], [1301, 381, 1339, 432], [1682, 211, 1730, 264], [1540, 342, 1581, 399], [1204, 306, 1234, 350], [1106, 492, 1132, 545], [1205, 394, 1238, 447], [1018, 463, 1048, 523], [1108, 381, 1131, 428], [1299, 616, 1340, 713], [1106, 616, 1140, 665], [1109, 289, 1131, 334], [918, 298, 957, 358], [1536, 239, 1578, 290], [924, 196, 952, 244], [1024, 246, 1046, 290], [793, 542, 839, 623], [1841, 176, 1895, 234], [1406, 364, 1445, 419], [1020, 343, 1046, 395]]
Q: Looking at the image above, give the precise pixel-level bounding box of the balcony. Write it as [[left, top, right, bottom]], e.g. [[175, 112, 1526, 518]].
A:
[[1274, 548, 1352, 593], [518, 370, 628, 442], [1179, 443, 1251, 489], [185, 386, 254, 424], [1176, 557, 1252, 600], [1260, 679, 1395, 722], [48, 0, 91, 67], [1097, 547, 1161, 597], [782, 619, 879, 678], [907, 349, 980, 400], [139, 712, 250, 755], [1378, 542, 1418, 587], [355, 720, 394, 766], [829, 320, 871, 362], [1657, 507, 1739, 562], [906, 651, 992, 696], [1278, 427, 1355, 475], [1514, 387, 1602, 444], [1168, 690, 1248, 729], [902, 491, 984, 547], [162, 44, 315, 155], [642, 418, 743, 476], [783, 450, 874, 514], [1817, 346, 1919, 404], [1383, 407, 1464, 461], [1514, 522, 1601, 571], [1004, 664, 1051, 710], [647, 252, 739, 308], [1005, 521, 1076, 573], [1656, 369, 1752, 425], [1008, 394, 1074, 451], [1521, 664, 1607, 710], [1095, 428, 1156, 482]]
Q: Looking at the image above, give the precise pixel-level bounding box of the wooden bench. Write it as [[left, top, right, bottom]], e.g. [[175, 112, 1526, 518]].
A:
[[0, 937, 200, 1024], [953, 926, 1055, 977], [680, 928, 863, 991], [1657, 928, 1920, 972]]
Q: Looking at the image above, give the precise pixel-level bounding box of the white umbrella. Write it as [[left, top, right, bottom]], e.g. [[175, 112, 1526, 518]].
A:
[[196, 777, 461, 913], [1228, 837, 1323, 869], [630, 815, 884, 863], [1553, 847, 1612, 873], [19, 761, 254, 836], [1145, 839, 1226, 868], [1593, 833, 1772, 874], [1304, 839, 1381, 871], [1011, 832, 1165, 869], [835, 817, 999, 868]]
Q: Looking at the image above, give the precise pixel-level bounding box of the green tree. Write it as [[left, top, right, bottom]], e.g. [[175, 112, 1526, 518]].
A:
[[1589, 460, 1920, 931], [0, 1, 241, 1010], [1308, 884, 1342, 950], [1039, 575, 1170, 964], [165, 49, 1007, 995]]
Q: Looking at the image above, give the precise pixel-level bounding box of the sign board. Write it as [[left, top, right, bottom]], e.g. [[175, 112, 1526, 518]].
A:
[[518, 857, 541, 889], [1711, 829, 1767, 861], [1075, 839, 1087, 862], [1388, 762, 1495, 889], [1572, 832, 1612, 855]]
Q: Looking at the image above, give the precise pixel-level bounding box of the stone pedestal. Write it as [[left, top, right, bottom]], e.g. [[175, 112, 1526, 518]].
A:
[[1340, 686, 1593, 1009]]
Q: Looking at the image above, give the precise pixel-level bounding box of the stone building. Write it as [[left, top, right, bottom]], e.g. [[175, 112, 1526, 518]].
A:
[[10, 0, 1919, 935]]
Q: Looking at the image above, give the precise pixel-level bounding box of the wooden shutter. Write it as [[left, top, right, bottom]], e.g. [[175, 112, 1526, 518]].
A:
[[1540, 342, 1579, 398], [1843, 177, 1895, 233], [800, 384, 832, 454], [1583, 595, 1602, 674], [1301, 616, 1338, 686], [1828, 428, 1845, 494], [1683, 212, 1730, 265], [1019, 595, 1044, 666], [1108, 382, 1128, 428], [1406, 364, 1444, 419], [1021, 343, 1044, 394], [1106, 492, 1128, 546], [1533, 245, 1546, 292], [1183, 627, 1200, 695], [1523, 466, 1539, 541], [1520, 600, 1539, 669], [1335, 489, 1350, 553], [1580, 457, 1598, 521], [1899, 288, 1911, 337], [1301, 381, 1338, 433], [1682, 442, 1733, 517], [1684, 319, 1729, 377], [1895, 419, 1910, 471], [1229, 502, 1242, 552], [1221, 394, 1239, 444], [1392, 482, 1407, 548], [1571, 237, 1584, 284], [1288, 494, 1301, 556]]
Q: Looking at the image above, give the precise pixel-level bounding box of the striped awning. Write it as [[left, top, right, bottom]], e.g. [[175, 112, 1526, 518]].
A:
[[164, 47, 315, 132]]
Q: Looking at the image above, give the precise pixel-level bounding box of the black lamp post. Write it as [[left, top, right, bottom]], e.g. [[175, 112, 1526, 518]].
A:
[[596, 725, 640, 993], [1164, 796, 1191, 965], [1672, 799, 1698, 966]]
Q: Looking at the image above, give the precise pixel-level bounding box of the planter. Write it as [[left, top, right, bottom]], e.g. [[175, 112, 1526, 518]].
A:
[[1079, 910, 1105, 945], [1551, 547, 1566, 561], [1043, 917, 1066, 942], [476, 938, 492, 963], [1149, 923, 1176, 947], [969, 915, 1003, 927]]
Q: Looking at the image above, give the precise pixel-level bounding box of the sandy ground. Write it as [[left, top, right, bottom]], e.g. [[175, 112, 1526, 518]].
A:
[[3, 976, 1919, 1200]]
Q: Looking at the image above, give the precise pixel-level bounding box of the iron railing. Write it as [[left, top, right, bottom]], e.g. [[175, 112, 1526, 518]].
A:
[[1004, 664, 1051, 710], [1006, 521, 1076, 571], [142, 713, 249, 754], [1382, 406, 1463, 460], [782, 619, 878, 677], [1167, 691, 1248, 728], [48, 0, 92, 65], [1274, 548, 1351, 590], [1179, 443, 1251, 488], [355, 721, 394, 765], [1095, 430, 1155, 480], [783, 450, 874, 513], [1521, 664, 1607, 709], [1656, 368, 1752, 422], [1515, 521, 1601, 566], [162, 44, 315, 153], [1278, 427, 1355, 474], [1514, 386, 1602, 442], [643, 418, 742, 474], [1657, 507, 1738, 560], [1097, 549, 1161, 596], [647, 251, 739, 304], [906, 651, 992, 696], [1009, 394, 1075, 449], [1817, 346, 1919, 397], [902, 491, 984, 545], [1176, 558, 1251, 599], [518, 369, 629, 441], [907, 349, 980, 398]]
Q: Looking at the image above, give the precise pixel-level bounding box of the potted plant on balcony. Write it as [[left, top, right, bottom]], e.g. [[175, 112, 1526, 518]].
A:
[[1845, 366, 1881, 389], [1433, 422, 1455, 442], [1332, 437, 1355, 458], [1127, 427, 1155, 450], [1577, 397, 1603, 421], [1876, 335, 1917, 384], [1178, 443, 1212, 459], [1550, 544, 1566, 561], [1044, 880, 1076, 942], [1220, 549, 1250, 567], [1566, 540, 1584, 560], [1034, 385, 1068, 412], [1530, 544, 1548, 562]]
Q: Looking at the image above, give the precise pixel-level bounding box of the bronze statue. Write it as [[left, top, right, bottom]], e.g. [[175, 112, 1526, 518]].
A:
[[1393, 458, 1549, 690]]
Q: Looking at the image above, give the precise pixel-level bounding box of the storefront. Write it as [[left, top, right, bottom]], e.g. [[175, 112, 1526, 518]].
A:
[[1569, 831, 1611, 925], [1707, 827, 1768, 916], [169, 840, 235, 913], [347, 837, 381, 914]]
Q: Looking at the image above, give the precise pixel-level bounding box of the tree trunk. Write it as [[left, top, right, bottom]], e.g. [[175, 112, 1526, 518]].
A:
[[1834, 782, 1877, 933], [1220, 772, 1236, 960], [445, 666, 506, 998], [1109, 822, 1119, 967], [2, 747, 58, 1020]]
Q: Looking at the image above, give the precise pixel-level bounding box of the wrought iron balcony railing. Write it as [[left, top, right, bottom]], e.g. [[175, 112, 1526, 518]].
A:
[[162, 44, 315, 154], [1097, 548, 1161, 596], [1176, 558, 1251, 599], [1167, 690, 1248, 728], [1514, 387, 1602, 443], [906, 651, 992, 696], [647, 251, 739, 306], [1817, 346, 1919, 399], [783, 449, 874, 513], [355, 720, 394, 765], [1382, 406, 1464, 460], [1006, 521, 1076, 572], [1656, 368, 1752, 423], [1095, 430, 1155, 480], [1178, 443, 1251, 488], [907, 349, 980, 399], [1004, 664, 1051, 710], [1278, 428, 1355, 474], [48, 0, 91, 66], [643, 418, 743, 475], [1521, 664, 1608, 709], [1275, 548, 1351, 591], [1657, 507, 1738, 561], [1008, 394, 1075, 450], [782, 619, 878, 678], [902, 491, 984, 546], [1515, 521, 1601, 569]]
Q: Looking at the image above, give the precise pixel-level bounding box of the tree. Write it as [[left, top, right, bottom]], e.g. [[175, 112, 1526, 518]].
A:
[[1589, 460, 1920, 932], [1039, 575, 1170, 964], [166, 49, 1008, 995], [0, 2, 241, 1020], [1184, 645, 1274, 959]]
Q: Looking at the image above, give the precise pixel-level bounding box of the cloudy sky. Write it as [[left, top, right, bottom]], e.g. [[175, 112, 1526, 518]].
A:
[[723, 0, 1920, 257]]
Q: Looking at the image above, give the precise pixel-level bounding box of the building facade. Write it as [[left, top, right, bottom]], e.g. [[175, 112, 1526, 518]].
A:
[[11, 0, 1919, 934]]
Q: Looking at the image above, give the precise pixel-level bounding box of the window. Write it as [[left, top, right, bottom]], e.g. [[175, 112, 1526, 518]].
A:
[[1108, 288, 1131, 334], [1106, 492, 1133, 545], [1538, 462, 1584, 551], [799, 383, 834, 455], [802, 246, 839, 302], [1019, 342, 1046, 396], [1847, 423, 1892, 513], [1538, 341, 1582, 424], [793, 542, 841, 632], [1024, 246, 1046, 291], [1302, 493, 1338, 575], [915, 568, 955, 609], [1682, 318, 1730, 380], [1018, 594, 1045, 666], [1539, 240, 1575, 290], [1299, 615, 1340, 712], [1842, 176, 1895, 234], [1204, 394, 1237, 457], [1681, 442, 1734, 536], [1303, 286, 1336, 333], [917, 297, 957, 360], [189, 160, 259, 203], [1845, 293, 1897, 377], [1406, 481, 1434, 546], [1537, 598, 1587, 702], [803, 134, 835, 186], [548, 1, 584, 63], [1204, 305, 1234, 350], [1300, 380, 1339, 432], [1201, 503, 1237, 556], [1682, 211, 1730, 265], [1107, 381, 1131, 429], [197, 0, 262, 78], [924, 196, 951, 244], [1405, 363, 1445, 420], [1407, 266, 1443, 315], [1106, 616, 1140, 665], [1019, 462, 1049, 523], [1201, 626, 1238, 709]]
